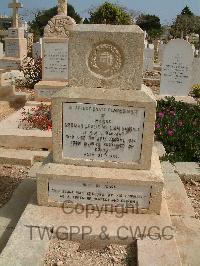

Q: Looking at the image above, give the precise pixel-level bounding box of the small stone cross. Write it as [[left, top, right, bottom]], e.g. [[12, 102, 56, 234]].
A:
[[8, 0, 23, 28], [57, 0, 67, 16]]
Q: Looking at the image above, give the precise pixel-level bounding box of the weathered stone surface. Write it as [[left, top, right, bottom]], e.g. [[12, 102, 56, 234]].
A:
[[37, 147, 164, 214], [171, 216, 200, 266], [52, 85, 156, 170], [137, 238, 181, 266], [68, 24, 144, 90]]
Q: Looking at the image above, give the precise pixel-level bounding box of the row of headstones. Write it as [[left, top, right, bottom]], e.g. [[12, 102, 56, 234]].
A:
[[144, 38, 200, 96], [144, 40, 199, 72]]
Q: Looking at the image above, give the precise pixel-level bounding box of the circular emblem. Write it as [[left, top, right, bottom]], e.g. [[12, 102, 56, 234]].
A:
[[88, 43, 123, 78]]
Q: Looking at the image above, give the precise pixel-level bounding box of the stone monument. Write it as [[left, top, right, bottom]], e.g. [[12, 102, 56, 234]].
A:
[[0, 0, 27, 101], [160, 39, 193, 96], [34, 0, 76, 101], [0, 0, 27, 71], [143, 47, 154, 71], [37, 23, 164, 215]]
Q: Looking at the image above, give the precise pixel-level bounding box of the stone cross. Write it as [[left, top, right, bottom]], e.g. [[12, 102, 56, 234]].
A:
[[8, 0, 23, 28], [57, 0, 67, 16]]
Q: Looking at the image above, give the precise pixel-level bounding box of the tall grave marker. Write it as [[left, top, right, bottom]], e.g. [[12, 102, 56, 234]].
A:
[[37, 24, 164, 214], [34, 0, 76, 101], [0, 0, 27, 70], [160, 39, 193, 96]]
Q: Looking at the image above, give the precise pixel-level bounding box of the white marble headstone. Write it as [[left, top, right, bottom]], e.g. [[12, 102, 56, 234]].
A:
[[158, 44, 165, 63], [49, 179, 151, 209], [160, 39, 193, 96], [32, 42, 42, 59], [143, 48, 154, 71], [63, 103, 145, 163], [0, 42, 3, 58], [191, 58, 200, 86], [43, 42, 68, 81]]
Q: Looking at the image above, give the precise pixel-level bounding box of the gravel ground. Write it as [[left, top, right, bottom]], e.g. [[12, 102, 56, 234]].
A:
[[0, 164, 30, 208], [44, 240, 137, 266], [184, 180, 200, 219]]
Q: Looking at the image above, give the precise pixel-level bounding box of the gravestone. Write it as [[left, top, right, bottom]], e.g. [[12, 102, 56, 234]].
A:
[[36, 21, 164, 215], [143, 47, 154, 71], [34, 0, 75, 101], [191, 58, 200, 86], [0, 43, 3, 58], [0, 0, 27, 70], [25, 32, 34, 54], [32, 42, 42, 59], [158, 43, 165, 64], [160, 39, 193, 96]]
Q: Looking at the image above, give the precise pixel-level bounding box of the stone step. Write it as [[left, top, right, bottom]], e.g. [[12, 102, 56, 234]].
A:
[[0, 148, 49, 166]]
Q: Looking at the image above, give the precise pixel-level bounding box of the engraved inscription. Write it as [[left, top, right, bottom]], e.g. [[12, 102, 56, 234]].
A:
[[49, 179, 151, 209], [5, 40, 18, 57], [43, 42, 68, 80], [63, 103, 145, 163], [162, 54, 190, 85], [88, 43, 123, 78]]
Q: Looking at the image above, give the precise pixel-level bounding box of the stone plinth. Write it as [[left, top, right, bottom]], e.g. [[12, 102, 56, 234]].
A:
[[68, 24, 144, 90], [34, 14, 75, 100], [52, 85, 156, 170], [37, 147, 164, 214], [4, 27, 27, 59]]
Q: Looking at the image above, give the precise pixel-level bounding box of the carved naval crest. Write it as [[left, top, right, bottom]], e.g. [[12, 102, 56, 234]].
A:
[[44, 15, 76, 38], [88, 43, 123, 78]]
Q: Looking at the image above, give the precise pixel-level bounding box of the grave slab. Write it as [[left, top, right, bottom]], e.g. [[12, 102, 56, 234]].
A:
[[0, 106, 52, 149]]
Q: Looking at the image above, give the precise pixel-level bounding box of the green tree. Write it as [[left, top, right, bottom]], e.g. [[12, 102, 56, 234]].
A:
[[136, 14, 162, 40], [88, 2, 133, 25], [181, 5, 194, 16], [170, 6, 195, 38], [29, 4, 81, 40]]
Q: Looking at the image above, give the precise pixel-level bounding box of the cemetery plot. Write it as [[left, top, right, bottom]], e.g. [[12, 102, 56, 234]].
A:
[[0, 106, 51, 149]]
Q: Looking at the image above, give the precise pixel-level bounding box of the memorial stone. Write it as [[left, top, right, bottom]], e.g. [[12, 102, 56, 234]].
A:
[[143, 47, 154, 71], [0, 0, 27, 70], [160, 39, 193, 96], [37, 22, 164, 215], [32, 42, 42, 59], [191, 57, 200, 86], [34, 0, 76, 101], [0, 42, 3, 58]]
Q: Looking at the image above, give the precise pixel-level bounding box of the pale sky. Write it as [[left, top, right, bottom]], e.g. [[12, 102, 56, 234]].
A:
[[0, 0, 199, 24]]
